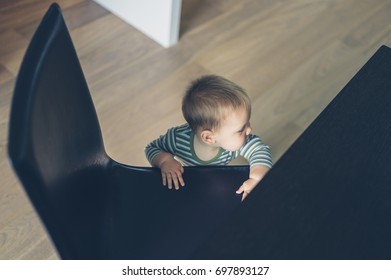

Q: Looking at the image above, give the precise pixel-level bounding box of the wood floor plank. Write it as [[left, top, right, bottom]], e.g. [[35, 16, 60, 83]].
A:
[[0, 0, 84, 33], [0, 29, 28, 56], [0, 211, 56, 260]]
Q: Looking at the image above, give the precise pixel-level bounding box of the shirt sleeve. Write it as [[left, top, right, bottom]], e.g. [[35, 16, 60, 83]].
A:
[[239, 135, 273, 169], [145, 127, 177, 165]]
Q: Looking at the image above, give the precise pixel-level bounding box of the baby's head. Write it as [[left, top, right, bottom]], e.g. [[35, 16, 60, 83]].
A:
[[182, 75, 252, 151], [182, 75, 251, 132]]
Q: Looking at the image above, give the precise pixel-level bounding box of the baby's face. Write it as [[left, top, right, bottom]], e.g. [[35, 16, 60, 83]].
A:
[[213, 107, 252, 151]]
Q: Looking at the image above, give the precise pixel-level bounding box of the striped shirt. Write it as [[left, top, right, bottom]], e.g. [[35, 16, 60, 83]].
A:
[[145, 124, 272, 168]]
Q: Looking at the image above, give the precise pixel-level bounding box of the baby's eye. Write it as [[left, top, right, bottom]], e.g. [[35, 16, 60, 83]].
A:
[[238, 122, 250, 135]]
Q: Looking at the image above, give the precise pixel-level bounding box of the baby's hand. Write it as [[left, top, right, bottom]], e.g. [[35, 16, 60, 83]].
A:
[[236, 165, 270, 201], [159, 157, 185, 190], [236, 178, 259, 201]]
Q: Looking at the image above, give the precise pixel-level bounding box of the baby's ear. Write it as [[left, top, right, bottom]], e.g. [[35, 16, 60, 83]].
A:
[[200, 129, 215, 145]]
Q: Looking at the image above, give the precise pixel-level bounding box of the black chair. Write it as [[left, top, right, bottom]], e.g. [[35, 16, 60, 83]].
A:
[[9, 3, 391, 260], [8, 3, 246, 260]]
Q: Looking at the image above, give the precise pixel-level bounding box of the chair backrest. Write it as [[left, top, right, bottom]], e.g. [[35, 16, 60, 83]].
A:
[[8, 3, 110, 259], [194, 45, 391, 259]]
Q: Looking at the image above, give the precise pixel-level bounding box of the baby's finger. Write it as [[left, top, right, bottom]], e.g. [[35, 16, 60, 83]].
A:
[[176, 171, 185, 187], [178, 175, 185, 187], [162, 173, 167, 186], [236, 184, 245, 194], [166, 173, 173, 189], [170, 172, 180, 190], [241, 191, 249, 202]]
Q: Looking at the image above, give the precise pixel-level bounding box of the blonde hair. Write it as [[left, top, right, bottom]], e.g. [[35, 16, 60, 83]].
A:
[[182, 75, 251, 132]]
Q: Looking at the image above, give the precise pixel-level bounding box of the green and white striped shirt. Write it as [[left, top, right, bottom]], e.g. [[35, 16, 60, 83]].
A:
[[145, 124, 272, 168]]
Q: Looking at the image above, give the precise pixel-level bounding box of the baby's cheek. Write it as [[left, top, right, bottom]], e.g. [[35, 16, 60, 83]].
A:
[[231, 139, 246, 151]]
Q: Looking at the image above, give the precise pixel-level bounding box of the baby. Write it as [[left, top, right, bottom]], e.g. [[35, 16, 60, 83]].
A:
[[145, 75, 272, 200]]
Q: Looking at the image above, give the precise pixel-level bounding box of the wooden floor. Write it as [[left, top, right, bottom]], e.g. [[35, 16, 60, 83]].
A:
[[0, 0, 390, 259]]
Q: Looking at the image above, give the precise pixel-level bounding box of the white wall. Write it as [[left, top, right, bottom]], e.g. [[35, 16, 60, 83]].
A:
[[94, 0, 182, 48]]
